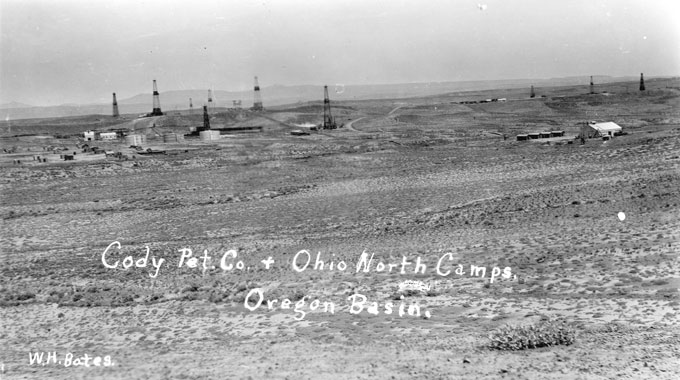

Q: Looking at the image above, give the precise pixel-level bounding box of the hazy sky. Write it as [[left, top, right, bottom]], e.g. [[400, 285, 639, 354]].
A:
[[1, 0, 679, 106]]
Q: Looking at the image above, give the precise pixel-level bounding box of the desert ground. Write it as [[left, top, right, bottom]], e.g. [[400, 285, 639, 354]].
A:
[[1, 78, 679, 379]]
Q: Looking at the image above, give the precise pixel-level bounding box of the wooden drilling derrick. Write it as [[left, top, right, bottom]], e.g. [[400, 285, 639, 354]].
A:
[[322, 85, 337, 129], [203, 105, 210, 130], [252, 76, 263, 111], [151, 79, 163, 116], [112, 93, 119, 117]]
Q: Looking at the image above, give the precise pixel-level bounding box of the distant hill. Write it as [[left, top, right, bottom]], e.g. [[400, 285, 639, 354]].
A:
[[0, 76, 646, 120], [0, 101, 33, 109]]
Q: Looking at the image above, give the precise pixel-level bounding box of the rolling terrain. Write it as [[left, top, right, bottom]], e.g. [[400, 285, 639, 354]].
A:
[[1, 78, 679, 379]]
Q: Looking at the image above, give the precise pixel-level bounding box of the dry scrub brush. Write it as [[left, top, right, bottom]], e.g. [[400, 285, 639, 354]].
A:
[[488, 318, 576, 350]]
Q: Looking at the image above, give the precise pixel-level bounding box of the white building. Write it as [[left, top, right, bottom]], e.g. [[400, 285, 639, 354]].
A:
[[588, 121, 622, 138], [100, 132, 118, 140], [83, 130, 99, 141]]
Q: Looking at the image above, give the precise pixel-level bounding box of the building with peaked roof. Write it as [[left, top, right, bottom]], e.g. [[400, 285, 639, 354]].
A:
[[586, 121, 622, 138]]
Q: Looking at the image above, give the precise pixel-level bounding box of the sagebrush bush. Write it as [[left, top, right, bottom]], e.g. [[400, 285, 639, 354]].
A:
[[488, 319, 576, 350], [290, 288, 306, 301]]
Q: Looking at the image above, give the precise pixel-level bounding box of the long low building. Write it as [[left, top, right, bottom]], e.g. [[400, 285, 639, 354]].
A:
[[125, 134, 147, 146], [100, 132, 118, 140]]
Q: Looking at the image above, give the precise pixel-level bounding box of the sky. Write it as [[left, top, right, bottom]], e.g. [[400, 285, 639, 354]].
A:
[[1, 0, 679, 106]]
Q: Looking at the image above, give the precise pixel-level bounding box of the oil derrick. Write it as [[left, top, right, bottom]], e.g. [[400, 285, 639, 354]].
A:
[[151, 79, 163, 116], [208, 89, 214, 111], [530, 85, 535, 98], [203, 105, 210, 130], [112, 93, 119, 117], [189, 98, 193, 114], [252, 76, 263, 111], [323, 85, 336, 129], [639, 73, 646, 91], [589, 76, 595, 94]]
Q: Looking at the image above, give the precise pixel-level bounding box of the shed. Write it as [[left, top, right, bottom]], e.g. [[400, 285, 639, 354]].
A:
[[528, 133, 540, 139], [516, 134, 528, 141], [539, 132, 551, 139]]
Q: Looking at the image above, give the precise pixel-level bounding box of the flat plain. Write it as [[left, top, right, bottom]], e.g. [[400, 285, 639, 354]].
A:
[[1, 78, 679, 379]]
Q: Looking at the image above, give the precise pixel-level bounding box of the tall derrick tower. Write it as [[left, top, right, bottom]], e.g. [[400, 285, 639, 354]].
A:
[[112, 93, 119, 117], [323, 85, 336, 129], [151, 79, 163, 116], [589, 76, 595, 95], [639, 73, 646, 91], [208, 89, 214, 111], [189, 98, 193, 114], [252, 76, 263, 111], [530, 85, 535, 98]]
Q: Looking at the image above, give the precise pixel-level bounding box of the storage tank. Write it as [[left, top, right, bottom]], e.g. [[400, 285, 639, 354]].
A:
[[199, 130, 221, 141]]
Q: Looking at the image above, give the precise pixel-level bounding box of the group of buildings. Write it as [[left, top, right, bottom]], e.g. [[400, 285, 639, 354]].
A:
[[82, 129, 148, 145], [515, 121, 623, 142], [84, 130, 122, 141]]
